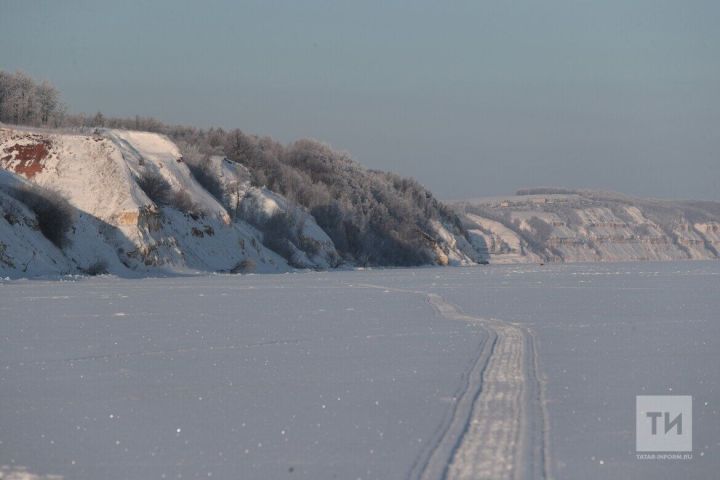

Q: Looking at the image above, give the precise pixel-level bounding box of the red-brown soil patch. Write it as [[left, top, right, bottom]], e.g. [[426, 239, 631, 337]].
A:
[[1, 140, 51, 178]]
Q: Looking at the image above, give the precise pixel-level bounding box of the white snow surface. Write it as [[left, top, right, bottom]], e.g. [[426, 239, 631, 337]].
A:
[[1, 261, 718, 479]]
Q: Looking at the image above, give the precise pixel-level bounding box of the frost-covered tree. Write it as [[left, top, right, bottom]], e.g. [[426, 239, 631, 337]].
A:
[[36, 80, 60, 125], [91, 111, 106, 127], [0, 70, 63, 126]]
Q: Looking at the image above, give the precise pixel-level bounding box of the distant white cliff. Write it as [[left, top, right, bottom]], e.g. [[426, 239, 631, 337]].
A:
[[455, 189, 720, 264]]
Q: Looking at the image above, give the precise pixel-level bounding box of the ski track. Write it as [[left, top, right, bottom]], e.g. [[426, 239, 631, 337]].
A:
[[359, 283, 549, 480]]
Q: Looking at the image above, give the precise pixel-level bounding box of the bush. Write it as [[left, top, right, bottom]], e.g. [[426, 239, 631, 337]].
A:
[[9, 185, 74, 248], [555, 206, 583, 226], [82, 259, 109, 276], [527, 216, 553, 244], [169, 190, 201, 215], [261, 212, 297, 260], [298, 235, 322, 256], [187, 161, 223, 202], [137, 172, 201, 215], [137, 172, 172, 205]]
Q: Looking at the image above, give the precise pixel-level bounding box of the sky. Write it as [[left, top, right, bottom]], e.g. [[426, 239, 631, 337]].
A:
[[1, 0, 718, 201]]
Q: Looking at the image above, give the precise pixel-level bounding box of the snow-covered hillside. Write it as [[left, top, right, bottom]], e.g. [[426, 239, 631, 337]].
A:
[[455, 190, 720, 263], [1, 125, 477, 278], [0, 126, 319, 277], [10, 123, 717, 276], [0, 170, 72, 276]]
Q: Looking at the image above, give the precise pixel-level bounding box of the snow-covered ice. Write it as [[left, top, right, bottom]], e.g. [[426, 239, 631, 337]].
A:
[[1, 261, 718, 479]]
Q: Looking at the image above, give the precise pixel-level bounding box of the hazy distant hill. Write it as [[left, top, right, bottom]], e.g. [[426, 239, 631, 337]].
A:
[[454, 188, 720, 263]]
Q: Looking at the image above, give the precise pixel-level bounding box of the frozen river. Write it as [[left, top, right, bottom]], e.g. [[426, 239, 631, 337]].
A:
[[1, 261, 718, 479]]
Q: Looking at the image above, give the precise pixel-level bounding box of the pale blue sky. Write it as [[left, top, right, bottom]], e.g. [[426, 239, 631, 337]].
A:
[[2, 0, 718, 200]]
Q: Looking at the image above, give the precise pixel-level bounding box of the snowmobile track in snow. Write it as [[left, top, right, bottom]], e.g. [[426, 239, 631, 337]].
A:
[[357, 283, 550, 479], [412, 293, 550, 480]]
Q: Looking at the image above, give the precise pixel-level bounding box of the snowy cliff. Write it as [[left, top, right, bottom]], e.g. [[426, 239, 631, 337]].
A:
[[0, 126, 318, 277], [456, 190, 720, 264], [0, 125, 475, 278]]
